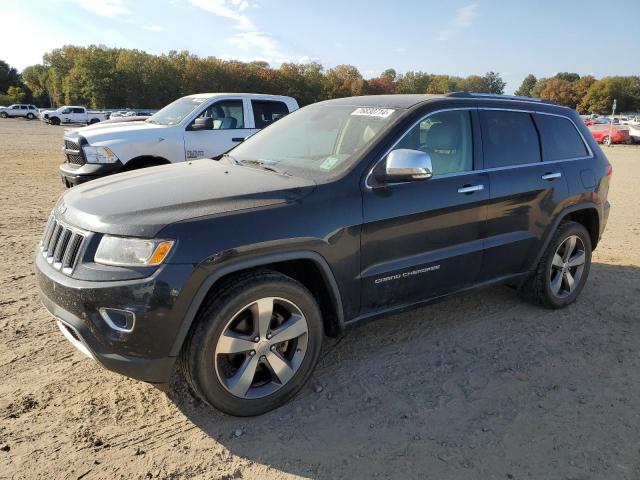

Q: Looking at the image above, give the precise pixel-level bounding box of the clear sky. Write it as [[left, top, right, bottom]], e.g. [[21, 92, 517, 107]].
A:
[[2, 0, 638, 93]]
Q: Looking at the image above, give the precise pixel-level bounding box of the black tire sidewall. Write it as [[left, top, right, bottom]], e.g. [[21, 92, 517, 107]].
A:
[[189, 276, 323, 416], [541, 223, 592, 308]]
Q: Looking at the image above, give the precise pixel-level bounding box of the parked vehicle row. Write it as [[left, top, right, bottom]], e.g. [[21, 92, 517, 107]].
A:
[[58, 93, 298, 187], [36, 92, 611, 416]]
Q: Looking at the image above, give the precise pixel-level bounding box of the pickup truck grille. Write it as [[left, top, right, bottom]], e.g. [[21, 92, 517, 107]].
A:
[[64, 139, 86, 166], [40, 216, 86, 275]]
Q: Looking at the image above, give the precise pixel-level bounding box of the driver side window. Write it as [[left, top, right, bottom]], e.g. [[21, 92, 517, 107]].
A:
[[396, 110, 473, 176], [197, 100, 244, 130]]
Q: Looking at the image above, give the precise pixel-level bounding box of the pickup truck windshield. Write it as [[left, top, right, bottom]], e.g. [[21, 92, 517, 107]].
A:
[[229, 104, 401, 179], [147, 97, 207, 126]]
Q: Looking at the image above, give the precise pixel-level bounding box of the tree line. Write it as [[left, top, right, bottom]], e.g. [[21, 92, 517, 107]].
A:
[[1, 45, 505, 109], [515, 72, 640, 114], [1, 45, 638, 114]]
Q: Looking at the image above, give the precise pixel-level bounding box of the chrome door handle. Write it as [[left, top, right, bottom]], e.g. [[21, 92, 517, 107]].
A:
[[458, 184, 484, 194], [541, 172, 562, 180]]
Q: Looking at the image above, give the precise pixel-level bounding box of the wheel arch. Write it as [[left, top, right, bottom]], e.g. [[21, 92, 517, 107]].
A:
[[169, 251, 345, 357], [122, 155, 171, 171], [523, 202, 601, 286]]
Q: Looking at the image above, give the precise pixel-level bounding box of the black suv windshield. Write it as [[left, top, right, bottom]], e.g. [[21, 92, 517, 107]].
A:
[[230, 104, 401, 179]]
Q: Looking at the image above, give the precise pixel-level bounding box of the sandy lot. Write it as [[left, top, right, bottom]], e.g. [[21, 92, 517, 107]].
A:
[[1, 119, 639, 480]]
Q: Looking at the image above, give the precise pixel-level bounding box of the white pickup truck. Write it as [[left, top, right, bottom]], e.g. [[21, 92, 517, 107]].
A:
[[41, 106, 109, 125], [59, 93, 299, 187]]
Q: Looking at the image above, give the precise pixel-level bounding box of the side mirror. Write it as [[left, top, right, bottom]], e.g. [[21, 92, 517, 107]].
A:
[[384, 149, 433, 182], [190, 117, 213, 131]]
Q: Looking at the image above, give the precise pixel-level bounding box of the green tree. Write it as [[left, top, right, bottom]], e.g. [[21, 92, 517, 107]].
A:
[[580, 76, 640, 114], [7, 85, 25, 102], [395, 71, 431, 94], [481, 71, 506, 94], [21, 64, 53, 106], [0, 60, 21, 93], [515, 74, 537, 97], [555, 72, 580, 83]]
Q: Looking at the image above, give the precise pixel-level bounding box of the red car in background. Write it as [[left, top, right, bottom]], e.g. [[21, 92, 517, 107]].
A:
[[589, 125, 631, 145]]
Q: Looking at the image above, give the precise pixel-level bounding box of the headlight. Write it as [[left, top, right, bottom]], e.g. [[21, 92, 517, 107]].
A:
[[83, 146, 119, 164], [95, 236, 174, 267]]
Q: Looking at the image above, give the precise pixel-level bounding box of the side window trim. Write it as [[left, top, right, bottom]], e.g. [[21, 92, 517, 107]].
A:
[[365, 107, 593, 189]]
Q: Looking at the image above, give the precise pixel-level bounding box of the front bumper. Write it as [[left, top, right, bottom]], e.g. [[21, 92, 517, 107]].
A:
[[35, 250, 195, 384], [59, 161, 123, 188]]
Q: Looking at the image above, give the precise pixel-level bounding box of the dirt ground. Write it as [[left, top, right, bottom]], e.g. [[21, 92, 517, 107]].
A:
[[1, 118, 639, 480]]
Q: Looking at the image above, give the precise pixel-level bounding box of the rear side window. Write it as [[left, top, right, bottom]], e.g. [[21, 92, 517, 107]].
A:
[[252, 101, 289, 129], [534, 114, 588, 161], [480, 110, 540, 168]]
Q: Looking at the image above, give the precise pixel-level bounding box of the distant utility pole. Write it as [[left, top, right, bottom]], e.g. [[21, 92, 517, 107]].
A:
[[608, 99, 616, 147]]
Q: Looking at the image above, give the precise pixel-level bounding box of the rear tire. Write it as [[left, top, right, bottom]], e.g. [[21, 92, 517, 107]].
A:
[[522, 221, 592, 309], [603, 135, 611, 146], [26, 113, 35, 120], [180, 271, 324, 416], [0, 112, 7, 118]]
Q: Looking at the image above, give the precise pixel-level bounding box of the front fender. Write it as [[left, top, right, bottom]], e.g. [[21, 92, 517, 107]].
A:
[[167, 250, 344, 357]]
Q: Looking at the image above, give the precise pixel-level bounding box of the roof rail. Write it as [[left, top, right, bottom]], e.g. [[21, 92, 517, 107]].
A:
[[446, 92, 557, 105]]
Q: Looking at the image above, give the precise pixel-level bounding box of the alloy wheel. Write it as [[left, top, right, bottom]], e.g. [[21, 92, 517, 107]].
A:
[[214, 297, 309, 399], [549, 235, 586, 298]]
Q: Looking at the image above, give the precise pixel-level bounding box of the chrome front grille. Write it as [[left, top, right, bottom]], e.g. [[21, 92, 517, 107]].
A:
[[64, 139, 85, 166], [40, 216, 86, 275]]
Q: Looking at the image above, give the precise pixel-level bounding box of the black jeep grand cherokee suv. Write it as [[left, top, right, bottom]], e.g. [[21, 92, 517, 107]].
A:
[[36, 93, 611, 416]]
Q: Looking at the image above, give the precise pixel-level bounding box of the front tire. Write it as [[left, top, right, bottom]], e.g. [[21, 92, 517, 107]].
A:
[[180, 271, 323, 416], [50, 117, 60, 125], [603, 135, 612, 146], [523, 221, 592, 309]]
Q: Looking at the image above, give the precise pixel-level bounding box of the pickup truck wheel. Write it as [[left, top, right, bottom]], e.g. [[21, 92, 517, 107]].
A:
[[89, 118, 99, 124], [180, 271, 323, 416], [50, 117, 60, 126], [0, 112, 7, 118], [603, 135, 611, 146], [523, 221, 592, 309]]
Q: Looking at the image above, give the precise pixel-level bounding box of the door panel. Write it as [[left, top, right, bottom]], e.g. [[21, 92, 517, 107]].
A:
[[481, 164, 568, 280], [477, 109, 570, 281], [361, 173, 489, 312]]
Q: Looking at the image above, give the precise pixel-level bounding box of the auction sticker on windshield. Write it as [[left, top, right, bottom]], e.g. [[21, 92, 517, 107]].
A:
[[351, 107, 395, 118]]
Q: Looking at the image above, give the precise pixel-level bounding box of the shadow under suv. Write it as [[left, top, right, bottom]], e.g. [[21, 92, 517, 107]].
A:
[[35, 93, 611, 416]]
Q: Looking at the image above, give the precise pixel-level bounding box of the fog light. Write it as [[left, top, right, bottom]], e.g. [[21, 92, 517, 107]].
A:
[[99, 308, 136, 332]]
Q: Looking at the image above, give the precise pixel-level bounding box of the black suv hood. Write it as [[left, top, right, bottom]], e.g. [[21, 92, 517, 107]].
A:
[[59, 160, 315, 237]]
